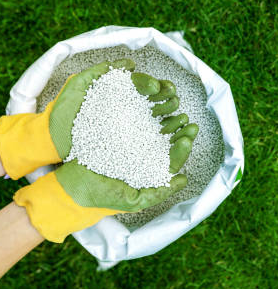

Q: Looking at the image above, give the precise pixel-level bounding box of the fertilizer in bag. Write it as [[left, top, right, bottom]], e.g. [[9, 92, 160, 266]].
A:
[[36, 45, 225, 227]]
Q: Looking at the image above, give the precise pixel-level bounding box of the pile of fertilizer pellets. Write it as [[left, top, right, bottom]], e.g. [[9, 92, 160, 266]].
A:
[[37, 45, 225, 227], [65, 67, 173, 189]]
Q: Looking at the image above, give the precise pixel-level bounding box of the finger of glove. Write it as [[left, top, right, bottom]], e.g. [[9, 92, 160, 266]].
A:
[[146, 80, 180, 117], [131, 72, 160, 95], [111, 58, 135, 71], [131, 74, 180, 116], [75, 61, 111, 90], [55, 159, 187, 212], [148, 80, 176, 102], [152, 96, 179, 117], [170, 123, 199, 144], [169, 136, 193, 174], [160, 113, 189, 134], [137, 174, 187, 211]]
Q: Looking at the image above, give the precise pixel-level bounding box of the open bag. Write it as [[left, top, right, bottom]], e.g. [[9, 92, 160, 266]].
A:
[[6, 26, 244, 270]]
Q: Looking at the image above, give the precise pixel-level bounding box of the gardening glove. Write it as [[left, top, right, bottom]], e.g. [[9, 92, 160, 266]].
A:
[[12, 68, 198, 243]]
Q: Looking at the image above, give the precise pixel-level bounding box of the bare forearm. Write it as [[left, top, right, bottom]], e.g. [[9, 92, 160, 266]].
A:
[[0, 202, 44, 278]]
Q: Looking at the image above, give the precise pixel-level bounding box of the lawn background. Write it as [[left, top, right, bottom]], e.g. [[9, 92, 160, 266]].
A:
[[0, 0, 277, 288]]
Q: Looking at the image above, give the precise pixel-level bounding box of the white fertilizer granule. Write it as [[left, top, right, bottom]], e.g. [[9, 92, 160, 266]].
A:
[[65, 68, 173, 189], [36, 45, 225, 227]]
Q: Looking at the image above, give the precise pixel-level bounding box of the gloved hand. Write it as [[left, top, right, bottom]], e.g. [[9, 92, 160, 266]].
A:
[[0, 59, 198, 243], [0, 59, 135, 180]]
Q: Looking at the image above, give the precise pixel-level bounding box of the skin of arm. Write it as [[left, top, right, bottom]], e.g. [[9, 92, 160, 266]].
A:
[[0, 159, 44, 279]]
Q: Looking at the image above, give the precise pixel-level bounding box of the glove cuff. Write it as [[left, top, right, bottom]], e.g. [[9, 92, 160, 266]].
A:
[[0, 100, 61, 180], [13, 172, 122, 243]]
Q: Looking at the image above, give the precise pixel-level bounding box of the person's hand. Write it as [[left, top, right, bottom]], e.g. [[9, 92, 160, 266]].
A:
[[1, 60, 198, 243]]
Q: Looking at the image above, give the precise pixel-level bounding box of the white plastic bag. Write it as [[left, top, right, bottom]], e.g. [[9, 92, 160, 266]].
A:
[[7, 26, 244, 270]]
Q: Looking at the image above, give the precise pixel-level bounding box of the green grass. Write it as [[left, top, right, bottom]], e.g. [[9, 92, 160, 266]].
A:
[[0, 0, 277, 288]]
